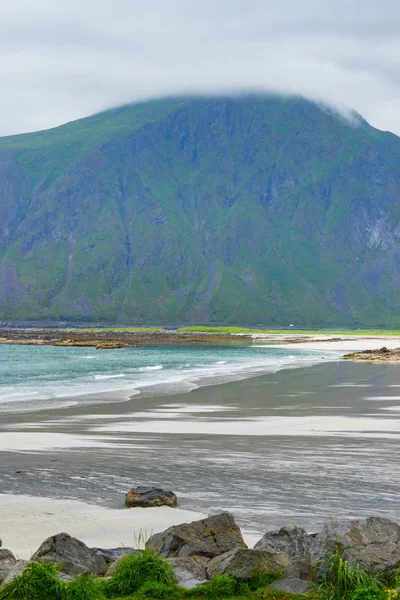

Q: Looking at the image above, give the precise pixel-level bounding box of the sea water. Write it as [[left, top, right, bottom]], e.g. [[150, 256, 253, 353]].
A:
[[0, 343, 336, 413]]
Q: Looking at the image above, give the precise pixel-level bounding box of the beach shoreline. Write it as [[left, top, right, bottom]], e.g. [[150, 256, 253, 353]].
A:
[[1, 340, 400, 551], [0, 327, 399, 351]]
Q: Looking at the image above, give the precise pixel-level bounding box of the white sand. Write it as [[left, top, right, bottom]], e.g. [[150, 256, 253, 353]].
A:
[[255, 337, 400, 352], [0, 432, 127, 452], [0, 494, 206, 559], [92, 414, 400, 437]]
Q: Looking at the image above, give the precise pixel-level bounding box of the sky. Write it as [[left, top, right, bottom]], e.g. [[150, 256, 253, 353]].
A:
[[1, 0, 400, 136]]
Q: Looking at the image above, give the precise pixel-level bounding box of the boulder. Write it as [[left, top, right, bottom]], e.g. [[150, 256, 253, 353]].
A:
[[125, 487, 178, 508], [311, 516, 400, 575], [267, 577, 311, 596], [1, 560, 29, 586], [167, 557, 209, 589], [146, 512, 246, 558], [91, 547, 138, 562], [31, 532, 109, 576], [0, 549, 17, 584], [207, 547, 289, 580], [254, 524, 313, 578]]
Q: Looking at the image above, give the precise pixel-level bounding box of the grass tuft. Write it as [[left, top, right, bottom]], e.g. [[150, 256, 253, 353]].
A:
[[315, 549, 386, 600], [104, 551, 175, 597], [66, 574, 105, 600], [136, 580, 181, 599], [0, 562, 66, 600], [185, 575, 238, 598]]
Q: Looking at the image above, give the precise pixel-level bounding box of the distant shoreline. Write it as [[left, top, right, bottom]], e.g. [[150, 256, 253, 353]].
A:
[[0, 327, 400, 350]]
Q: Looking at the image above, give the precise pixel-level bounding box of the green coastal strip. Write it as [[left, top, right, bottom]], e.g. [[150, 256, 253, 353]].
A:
[[178, 326, 400, 336]]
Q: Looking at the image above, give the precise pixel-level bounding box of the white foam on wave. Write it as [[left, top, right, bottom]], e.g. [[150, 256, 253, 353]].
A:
[[94, 374, 125, 380], [330, 384, 371, 388], [0, 347, 334, 412], [364, 396, 400, 401]]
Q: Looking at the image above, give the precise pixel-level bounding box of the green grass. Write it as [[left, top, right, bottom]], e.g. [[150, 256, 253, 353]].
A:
[[104, 551, 175, 597], [178, 326, 400, 336], [0, 562, 65, 600], [2, 552, 400, 600], [67, 327, 167, 332], [314, 549, 400, 600], [67, 575, 106, 600], [0, 558, 316, 600]]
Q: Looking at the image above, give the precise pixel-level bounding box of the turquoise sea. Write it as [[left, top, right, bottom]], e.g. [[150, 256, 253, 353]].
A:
[[0, 343, 335, 412]]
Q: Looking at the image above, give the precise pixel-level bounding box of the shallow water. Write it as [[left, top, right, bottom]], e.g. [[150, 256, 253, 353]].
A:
[[0, 343, 333, 412], [1, 345, 400, 536]]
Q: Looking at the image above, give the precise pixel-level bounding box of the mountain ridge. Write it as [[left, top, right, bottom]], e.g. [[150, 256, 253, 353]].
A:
[[0, 94, 399, 326]]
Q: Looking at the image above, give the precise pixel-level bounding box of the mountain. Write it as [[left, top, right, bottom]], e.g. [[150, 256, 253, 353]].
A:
[[0, 94, 400, 326]]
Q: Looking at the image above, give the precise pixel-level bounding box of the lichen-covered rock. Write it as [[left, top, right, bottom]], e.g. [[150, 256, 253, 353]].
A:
[[267, 577, 311, 596], [0, 549, 17, 584], [125, 487, 178, 508], [167, 556, 209, 589], [311, 516, 400, 575], [31, 532, 109, 576], [146, 512, 246, 558], [207, 548, 289, 580], [254, 525, 313, 578]]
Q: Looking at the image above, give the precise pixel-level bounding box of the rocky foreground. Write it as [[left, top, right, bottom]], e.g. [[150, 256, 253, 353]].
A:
[[343, 346, 400, 362], [1, 512, 400, 597]]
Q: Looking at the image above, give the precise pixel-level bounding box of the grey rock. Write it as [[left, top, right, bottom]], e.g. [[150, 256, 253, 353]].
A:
[[0, 549, 17, 584], [58, 572, 74, 582], [207, 547, 289, 580], [267, 577, 311, 596], [146, 512, 246, 558], [125, 486, 178, 508], [31, 532, 108, 576], [1, 560, 29, 586], [255, 525, 313, 579], [91, 547, 139, 562], [311, 516, 400, 575], [168, 557, 209, 589]]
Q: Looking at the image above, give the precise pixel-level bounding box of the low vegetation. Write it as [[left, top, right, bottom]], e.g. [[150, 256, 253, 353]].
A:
[[1, 550, 400, 600], [72, 327, 167, 333], [178, 326, 400, 336]]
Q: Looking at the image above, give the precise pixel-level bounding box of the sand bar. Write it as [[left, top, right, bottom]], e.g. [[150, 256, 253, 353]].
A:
[[257, 337, 400, 352]]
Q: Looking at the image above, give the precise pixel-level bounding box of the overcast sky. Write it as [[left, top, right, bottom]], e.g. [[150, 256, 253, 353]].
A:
[[1, 0, 400, 136]]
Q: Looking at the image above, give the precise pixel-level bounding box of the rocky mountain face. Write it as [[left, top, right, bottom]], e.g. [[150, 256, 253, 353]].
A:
[[0, 95, 399, 326]]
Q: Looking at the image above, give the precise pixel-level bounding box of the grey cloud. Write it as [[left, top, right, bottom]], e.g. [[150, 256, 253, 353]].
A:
[[0, 0, 399, 135]]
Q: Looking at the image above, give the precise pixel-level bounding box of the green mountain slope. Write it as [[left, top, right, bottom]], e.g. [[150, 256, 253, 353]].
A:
[[0, 94, 400, 326]]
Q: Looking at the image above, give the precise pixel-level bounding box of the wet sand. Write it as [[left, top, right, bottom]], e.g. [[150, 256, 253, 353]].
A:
[[1, 358, 400, 542]]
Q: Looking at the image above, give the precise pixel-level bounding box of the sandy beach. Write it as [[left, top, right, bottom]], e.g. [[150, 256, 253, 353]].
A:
[[253, 335, 400, 352], [1, 338, 400, 550], [0, 494, 206, 559]]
